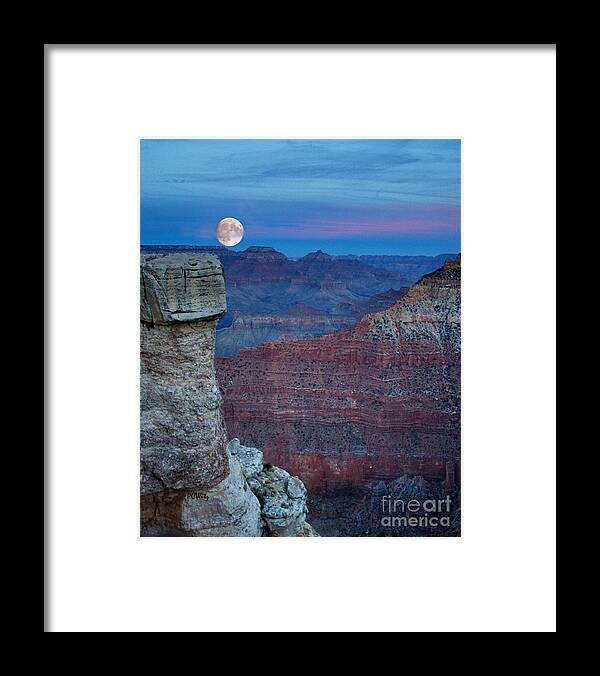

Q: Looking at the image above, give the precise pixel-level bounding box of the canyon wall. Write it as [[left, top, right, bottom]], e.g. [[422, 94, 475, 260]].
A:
[[216, 256, 461, 498]]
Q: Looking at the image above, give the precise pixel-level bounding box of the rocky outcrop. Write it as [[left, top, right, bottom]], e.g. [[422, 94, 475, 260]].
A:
[[140, 253, 316, 537], [228, 439, 316, 537], [141, 253, 227, 325], [216, 257, 461, 507], [354, 253, 460, 350], [140, 253, 261, 536]]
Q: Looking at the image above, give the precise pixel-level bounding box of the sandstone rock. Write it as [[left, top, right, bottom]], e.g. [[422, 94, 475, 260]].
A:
[[227, 438, 263, 480], [286, 476, 306, 499], [179, 452, 262, 537], [261, 498, 307, 537], [140, 254, 261, 537], [362, 255, 461, 349], [140, 318, 229, 494], [140, 448, 262, 537], [141, 253, 226, 325], [248, 464, 309, 537], [228, 437, 242, 455], [227, 439, 314, 537]]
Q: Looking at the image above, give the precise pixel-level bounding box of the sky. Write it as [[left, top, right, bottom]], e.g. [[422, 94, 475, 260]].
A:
[[140, 139, 460, 257]]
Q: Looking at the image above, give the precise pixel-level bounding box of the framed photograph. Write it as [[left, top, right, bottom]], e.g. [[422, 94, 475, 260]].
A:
[[46, 45, 556, 632], [139, 138, 461, 539]]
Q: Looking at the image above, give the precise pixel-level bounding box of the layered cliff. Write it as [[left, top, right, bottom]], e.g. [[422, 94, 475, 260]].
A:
[[216, 256, 461, 497], [140, 253, 315, 537]]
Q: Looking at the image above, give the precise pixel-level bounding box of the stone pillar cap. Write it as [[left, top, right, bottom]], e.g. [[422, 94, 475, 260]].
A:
[[141, 253, 227, 325]]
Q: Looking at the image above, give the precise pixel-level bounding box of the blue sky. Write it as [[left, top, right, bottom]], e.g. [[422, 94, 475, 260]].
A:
[[140, 139, 460, 256]]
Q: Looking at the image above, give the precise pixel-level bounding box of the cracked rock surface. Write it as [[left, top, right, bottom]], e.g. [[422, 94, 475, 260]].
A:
[[140, 254, 261, 536], [228, 438, 317, 537]]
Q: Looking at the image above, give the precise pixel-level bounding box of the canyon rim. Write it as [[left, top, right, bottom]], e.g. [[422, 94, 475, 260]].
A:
[[140, 139, 461, 537]]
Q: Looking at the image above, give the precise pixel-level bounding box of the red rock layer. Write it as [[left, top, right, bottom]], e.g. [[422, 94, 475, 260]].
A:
[[216, 257, 460, 495]]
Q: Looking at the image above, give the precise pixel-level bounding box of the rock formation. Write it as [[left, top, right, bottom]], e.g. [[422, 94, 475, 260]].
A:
[[228, 439, 317, 537], [216, 256, 461, 532], [140, 253, 315, 537]]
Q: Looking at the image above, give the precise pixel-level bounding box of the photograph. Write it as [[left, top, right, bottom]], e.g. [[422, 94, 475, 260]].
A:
[[140, 139, 461, 537]]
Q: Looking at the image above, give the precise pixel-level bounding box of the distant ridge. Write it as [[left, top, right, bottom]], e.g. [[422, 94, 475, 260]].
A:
[[301, 249, 334, 262], [140, 244, 458, 265]]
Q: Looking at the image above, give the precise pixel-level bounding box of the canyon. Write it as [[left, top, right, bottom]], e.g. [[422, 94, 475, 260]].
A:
[[141, 245, 455, 356], [216, 256, 461, 535], [139, 247, 461, 536]]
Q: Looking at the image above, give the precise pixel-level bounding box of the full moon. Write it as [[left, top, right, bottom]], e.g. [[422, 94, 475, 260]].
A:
[[216, 217, 244, 246]]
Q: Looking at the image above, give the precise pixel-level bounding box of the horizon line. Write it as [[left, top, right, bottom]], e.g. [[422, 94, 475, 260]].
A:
[[140, 243, 460, 257]]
